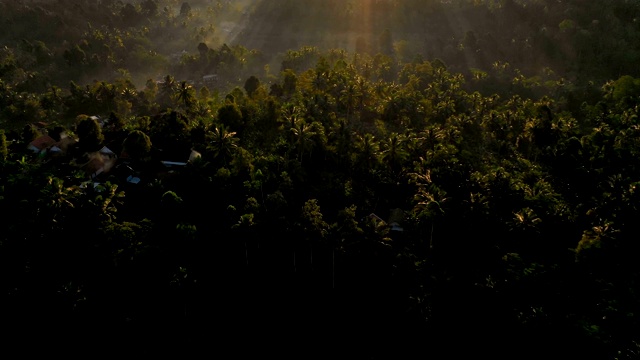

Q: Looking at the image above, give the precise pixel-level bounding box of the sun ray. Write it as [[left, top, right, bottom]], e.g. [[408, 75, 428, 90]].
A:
[[348, 0, 374, 54]]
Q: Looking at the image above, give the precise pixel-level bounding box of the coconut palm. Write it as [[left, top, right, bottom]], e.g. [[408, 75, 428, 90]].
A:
[[300, 199, 329, 272], [353, 133, 380, 170], [290, 118, 315, 165], [339, 81, 362, 124], [157, 74, 177, 108], [175, 81, 195, 111], [95, 81, 116, 113], [208, 125, 239, 165], [39, 176, 78, 228], [380, 132, 408, 176]]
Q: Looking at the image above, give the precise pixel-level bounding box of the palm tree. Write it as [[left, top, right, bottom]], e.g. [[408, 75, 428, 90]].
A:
[[96, 81, 116, 113], [281, 103, 302, 130], [420, 126, 446, 152], [191, 101, 211, 118], [290, 119, 315, 165], [40, 176, 78, 229], [232, 213, 255, 267], [311, 70, 329, 94], [158, 75, 177, 108], [380, 132, 408, 176], [354, 75, 370, 113], [339, 81, 362, 124], [300, 199, 329, 272], [327, 119, 354, 170], [208, 125, 239, 165], [354, 133, 380, 170], [281, 103, 302, 157], [409, 162, 448, 252], [120, 86, 137, 102], [41, 85, 65, 118], [307, 121, 328, 159], [93, 182, 125, 224], [175, 81, 195, 111], [42, 176, 73, 215]]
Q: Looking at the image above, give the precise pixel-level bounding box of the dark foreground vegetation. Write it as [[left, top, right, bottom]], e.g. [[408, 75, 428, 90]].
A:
[[1, 0, 640, 358]]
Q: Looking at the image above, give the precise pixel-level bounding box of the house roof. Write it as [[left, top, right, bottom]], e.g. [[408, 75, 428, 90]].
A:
[[99, 146, 116, 156], [161, 161, 188, 167], [28, 135, 57, 152], [81, 151, 118, 178], [83, 156, 105, 177]]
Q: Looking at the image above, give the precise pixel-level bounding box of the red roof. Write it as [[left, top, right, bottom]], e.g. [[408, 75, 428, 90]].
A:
[[28, 135, 56, 151]]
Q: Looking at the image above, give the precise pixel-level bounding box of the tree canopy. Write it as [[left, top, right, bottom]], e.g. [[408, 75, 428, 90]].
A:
[[1, 0, 640, 358]]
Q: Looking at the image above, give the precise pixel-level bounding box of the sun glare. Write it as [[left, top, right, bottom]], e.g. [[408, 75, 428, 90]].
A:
[[346, 0, 375, 52]]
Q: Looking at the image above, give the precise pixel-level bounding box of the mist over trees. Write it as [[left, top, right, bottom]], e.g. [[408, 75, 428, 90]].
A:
[[2, 0, 640, 358]]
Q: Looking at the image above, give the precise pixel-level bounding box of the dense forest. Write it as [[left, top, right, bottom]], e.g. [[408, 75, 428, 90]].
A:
[[2, 0, 640, 358]]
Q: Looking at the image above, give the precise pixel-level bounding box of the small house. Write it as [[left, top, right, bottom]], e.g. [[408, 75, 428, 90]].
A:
[[203, 74, 218, 87], [80, 147, 118, 179], [27, 135, 56, 154]]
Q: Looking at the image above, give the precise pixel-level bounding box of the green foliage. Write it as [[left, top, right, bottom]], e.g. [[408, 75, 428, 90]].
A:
[[0, 129, 8, 161], [282, 69, 298, 97], [301, 199, 329, 239], [608, 75, 640, 104], [75, 116, 104, 152], [208, 124, 238, 165], [216, 102, 243, 132], [104, 220, 151, 267], [243, 75, 260, 98], [122, 129, 152, 159], [3, 1, 640, 356]]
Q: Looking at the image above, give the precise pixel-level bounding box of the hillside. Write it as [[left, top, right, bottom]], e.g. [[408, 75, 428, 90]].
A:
[[1, 1, 640, 358]]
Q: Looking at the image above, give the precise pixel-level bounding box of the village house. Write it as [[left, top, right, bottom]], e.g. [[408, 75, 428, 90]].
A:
[[80, 146, 118, 179], [27, 135, 57, 155]]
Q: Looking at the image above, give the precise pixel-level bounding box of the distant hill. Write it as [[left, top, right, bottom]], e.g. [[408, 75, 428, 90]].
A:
[[232, 0, 640, 84], [1, 0, 640, 92]]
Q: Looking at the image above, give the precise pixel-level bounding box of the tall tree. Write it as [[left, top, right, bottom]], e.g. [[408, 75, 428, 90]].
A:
[[380, 132, 408, 176], [244, 76, 261, 99], [180, 2, 192, 17], [290, 118, 315, 165], [158, 75, 177, 109], [76, 116, 104, 152], [299, 199, 329, 271], [217, 102, 244, 132], [208, 125, 239, 166], [122, 130, 152, 161], [0, 129, 7, 161], [175, 81, 195, 112]]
